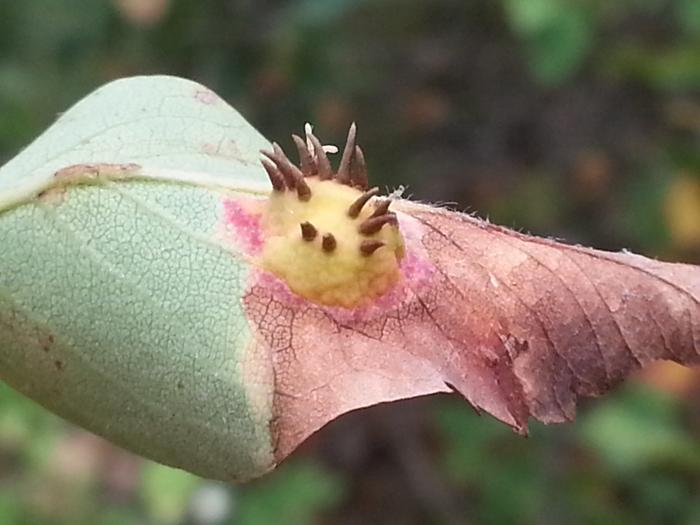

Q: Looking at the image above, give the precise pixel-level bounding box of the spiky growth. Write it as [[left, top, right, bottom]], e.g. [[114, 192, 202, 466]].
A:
[[259, 124, 405, 308]]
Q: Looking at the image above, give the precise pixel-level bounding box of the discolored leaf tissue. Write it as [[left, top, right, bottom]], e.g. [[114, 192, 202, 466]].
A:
[[0, 76, 697, 482]]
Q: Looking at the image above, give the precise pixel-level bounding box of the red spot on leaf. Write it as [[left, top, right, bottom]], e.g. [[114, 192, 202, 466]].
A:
[[194, 88, 221, 105], [222, 197, 264, 254], [200, 143, 218, 155]]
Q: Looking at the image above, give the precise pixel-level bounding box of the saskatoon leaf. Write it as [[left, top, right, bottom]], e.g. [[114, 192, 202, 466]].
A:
[[247, 197, 699, 460], [0, 76, 275, 482], [0, 76, 698, 482]]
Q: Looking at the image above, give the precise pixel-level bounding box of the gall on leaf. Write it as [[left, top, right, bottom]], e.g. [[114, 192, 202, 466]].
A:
[[238, 124, 700, 464], [0, 77, 697, 482]]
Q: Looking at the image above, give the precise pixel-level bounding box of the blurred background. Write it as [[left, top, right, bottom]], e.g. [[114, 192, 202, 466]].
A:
[[1, 0, 699, 523]]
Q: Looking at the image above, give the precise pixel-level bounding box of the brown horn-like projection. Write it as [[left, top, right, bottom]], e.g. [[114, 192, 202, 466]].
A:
[[359, 213, 397, 235], [306, 131, 333, 180], [348, 187, 380, 218], [300, 221, 318, 241], [262, 144, 312, 201], [335, 122, 356, 185], [321, 233, 337, 252], [260, 158, 285, 191], [360, 239, 385, 256], [370, 199, 392, 219], [350, 145, 369, 190], [292, 134, 317, 177]]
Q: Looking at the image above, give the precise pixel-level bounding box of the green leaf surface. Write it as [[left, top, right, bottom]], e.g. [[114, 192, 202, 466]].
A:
[[0, 76, 276, 481], [0, 75, 271, 207]]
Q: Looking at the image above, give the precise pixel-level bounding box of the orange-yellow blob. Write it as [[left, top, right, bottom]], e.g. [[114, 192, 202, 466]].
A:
[[260, 177, 404, 308]]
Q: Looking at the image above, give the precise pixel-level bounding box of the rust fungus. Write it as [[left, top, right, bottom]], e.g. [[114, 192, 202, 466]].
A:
[[322, 233, 337, 253], [261, 144, 312, 201], [259, 123, 405, 308], [300, 221, 318, 241], [350, 145, 368, 189], [335, 122, 356, 186], [306, 131, 333, 180], [348, 187, 380, 218], [370, 199, 391, 219], [292, 134, 317, 177], [358, 214, 397, 235], [260, 158, 285, 191], [295, 179, 312, 202], [360, 239, 385, 256]]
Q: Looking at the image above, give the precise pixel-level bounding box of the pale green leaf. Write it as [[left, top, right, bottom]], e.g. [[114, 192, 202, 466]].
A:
[[0, 75, 276, 481]]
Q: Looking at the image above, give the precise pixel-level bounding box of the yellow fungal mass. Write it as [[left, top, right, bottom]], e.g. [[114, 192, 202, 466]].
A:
[[260, 177, 404, 308]]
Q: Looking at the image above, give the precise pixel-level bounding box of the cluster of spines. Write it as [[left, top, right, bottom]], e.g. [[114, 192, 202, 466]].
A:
[[260, 124, 397, 256]]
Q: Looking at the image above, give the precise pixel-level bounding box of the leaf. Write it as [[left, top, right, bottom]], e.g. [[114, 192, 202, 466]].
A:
[[0, 76, 276, 482], [260, 198, 699, 459], [1, 76, 698, 483]]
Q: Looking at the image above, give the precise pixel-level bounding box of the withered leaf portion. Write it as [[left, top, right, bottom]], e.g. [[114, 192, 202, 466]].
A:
[[245, 202, 699, 461]]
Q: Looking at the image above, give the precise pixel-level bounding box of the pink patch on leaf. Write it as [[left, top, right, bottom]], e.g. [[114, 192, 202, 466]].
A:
[[194, 88, 221, 105], [222, 198, 265, 254]]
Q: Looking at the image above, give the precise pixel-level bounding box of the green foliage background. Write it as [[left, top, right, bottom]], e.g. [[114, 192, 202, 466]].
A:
[[1, 1, 699, 524]]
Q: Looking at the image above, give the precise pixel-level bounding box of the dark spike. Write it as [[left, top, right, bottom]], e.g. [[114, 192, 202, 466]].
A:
[[300, 221, 317, 241], [260, 158, 285, 191], [295, 177, 312, 201], [359, 213, 397, 235], [307, 132, 333, 180], [347, 187, 380, 218], [272, 143, 304, 190], [297, 179, 311, 202], [292, 134, 316, 177], [336, 122, 357, 185], [322, 233, 337, 252], [350, 145, 368, 189], [265, 143, 312, 200], [261, 147, 294, 190], [360, 239, 385, 256], [370, 199, 391, 218]]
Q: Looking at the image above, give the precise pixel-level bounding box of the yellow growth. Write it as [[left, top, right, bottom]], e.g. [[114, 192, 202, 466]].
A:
[[260, 177, 404, 308]]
